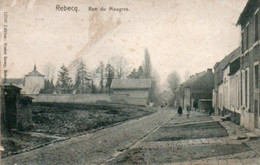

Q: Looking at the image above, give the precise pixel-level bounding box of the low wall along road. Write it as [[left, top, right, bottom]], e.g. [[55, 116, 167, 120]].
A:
[[29, 94, 111, 104]]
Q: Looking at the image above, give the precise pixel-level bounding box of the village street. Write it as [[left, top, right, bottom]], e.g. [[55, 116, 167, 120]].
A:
[[3, 107, 260, 165], [2, 108, 175, 165], [106, 110, 260, 165]]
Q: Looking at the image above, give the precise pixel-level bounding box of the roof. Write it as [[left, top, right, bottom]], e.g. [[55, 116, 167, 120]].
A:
[[5, 78, 24, 85], [25, 65, 44, 77], [223, 47, 241, 70], [111, 79, 152, 89], [181, 69, 214, 89], [237, 0, 259, 25], [3, 84, 22, 91], [214, 47, 241, 71]]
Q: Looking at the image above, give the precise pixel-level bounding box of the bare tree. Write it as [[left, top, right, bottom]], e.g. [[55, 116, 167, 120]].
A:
[[167, 71, 181, 107], [96, 62, 105, 92], [167, 71, 181, 95], [25, 81, 41, 94], [150, 70, 161, 105], [43, 63, 56, 81], [108, 56, 130, 79], [184, 70, 190, 81]]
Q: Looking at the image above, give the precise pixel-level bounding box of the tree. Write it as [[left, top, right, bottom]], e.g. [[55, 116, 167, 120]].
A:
[[184, 70, 190, 81], [43, 63, 56, 81], [127, 68, 138, 79], [167, 71, 181, 94], [150, 70, 161, 105], [142, 48, 159, 104], [56, 65, 73, 93], [74, 61, 91, 94], [105, 63, 115, 92], [109, 56, 130, 79], [167, 71, 181, 106], [96, 62, 105, 92], [127, 66, 145, 79], [40, 79, 55, 94], [137, 66, 145, 78], [143, 48, 152, 79]]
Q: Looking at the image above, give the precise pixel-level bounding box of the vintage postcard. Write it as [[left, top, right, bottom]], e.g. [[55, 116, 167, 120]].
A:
[[0, 0, 260, 164]]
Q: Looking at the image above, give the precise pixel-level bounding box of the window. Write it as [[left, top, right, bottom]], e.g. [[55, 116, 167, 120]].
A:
[[242, 31, 245, 53], [255, 11, 259, 41], [245, 70, 248, 107], [241, 72, 243, 106], [246, 25, 249, 50], [256, 100, 259, 117], [255, 64, 259, 89]]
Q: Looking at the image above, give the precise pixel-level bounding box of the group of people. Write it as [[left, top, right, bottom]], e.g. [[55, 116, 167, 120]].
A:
[[177, 105, 191, 118]]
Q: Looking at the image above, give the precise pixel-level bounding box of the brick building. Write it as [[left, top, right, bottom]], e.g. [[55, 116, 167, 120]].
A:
[[213, 0, 260, 130], [236, 0, 260, 130]]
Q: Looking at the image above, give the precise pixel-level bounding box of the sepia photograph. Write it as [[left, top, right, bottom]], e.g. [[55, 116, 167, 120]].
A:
[[0, 0, 260, 164]]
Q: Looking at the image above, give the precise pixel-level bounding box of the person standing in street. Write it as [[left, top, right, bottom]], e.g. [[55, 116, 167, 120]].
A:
[[178, 106, 183, 116], [186, 105, 191, 118]]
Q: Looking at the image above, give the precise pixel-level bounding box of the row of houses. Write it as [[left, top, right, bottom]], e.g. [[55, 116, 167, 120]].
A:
[[213, 0, 260, 131], [176, 0, 260, 132]]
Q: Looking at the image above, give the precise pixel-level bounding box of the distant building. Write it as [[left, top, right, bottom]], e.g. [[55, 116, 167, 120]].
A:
[[177, 69, 214, 111], [159, 90, 172, 107], [110, 79, 151, 106], [5, 65, 45, 94]]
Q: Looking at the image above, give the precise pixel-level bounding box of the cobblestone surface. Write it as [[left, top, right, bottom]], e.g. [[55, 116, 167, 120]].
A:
[[106, 111, 260, 165], [2, 108, 176, 165], [4, 109, 260, 165], [135, 137, 242, 149]]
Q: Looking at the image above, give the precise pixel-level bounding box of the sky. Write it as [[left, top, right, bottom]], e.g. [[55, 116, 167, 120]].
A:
[[0, 0, 248, 90]]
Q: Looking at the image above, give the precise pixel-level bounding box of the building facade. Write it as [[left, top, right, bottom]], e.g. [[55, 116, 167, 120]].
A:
[[237, 0, 260, 130], [5, 65, 45, 94], [214, 48, 241, 124], [110, 79, 151, 106], [177, 69, 214, 111], [213, 0, 260, 131]]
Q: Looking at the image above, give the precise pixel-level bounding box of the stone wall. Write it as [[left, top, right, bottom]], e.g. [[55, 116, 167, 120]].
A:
[[111, 89, 149, 106], [29, 94, 111, 104], [30, 93, 150, 106]]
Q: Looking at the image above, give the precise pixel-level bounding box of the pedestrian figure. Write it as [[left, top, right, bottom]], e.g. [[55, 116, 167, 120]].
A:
[[178, 106, 183, 116], [186, 105, 191, 118], [209, 108, 214, 116]]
